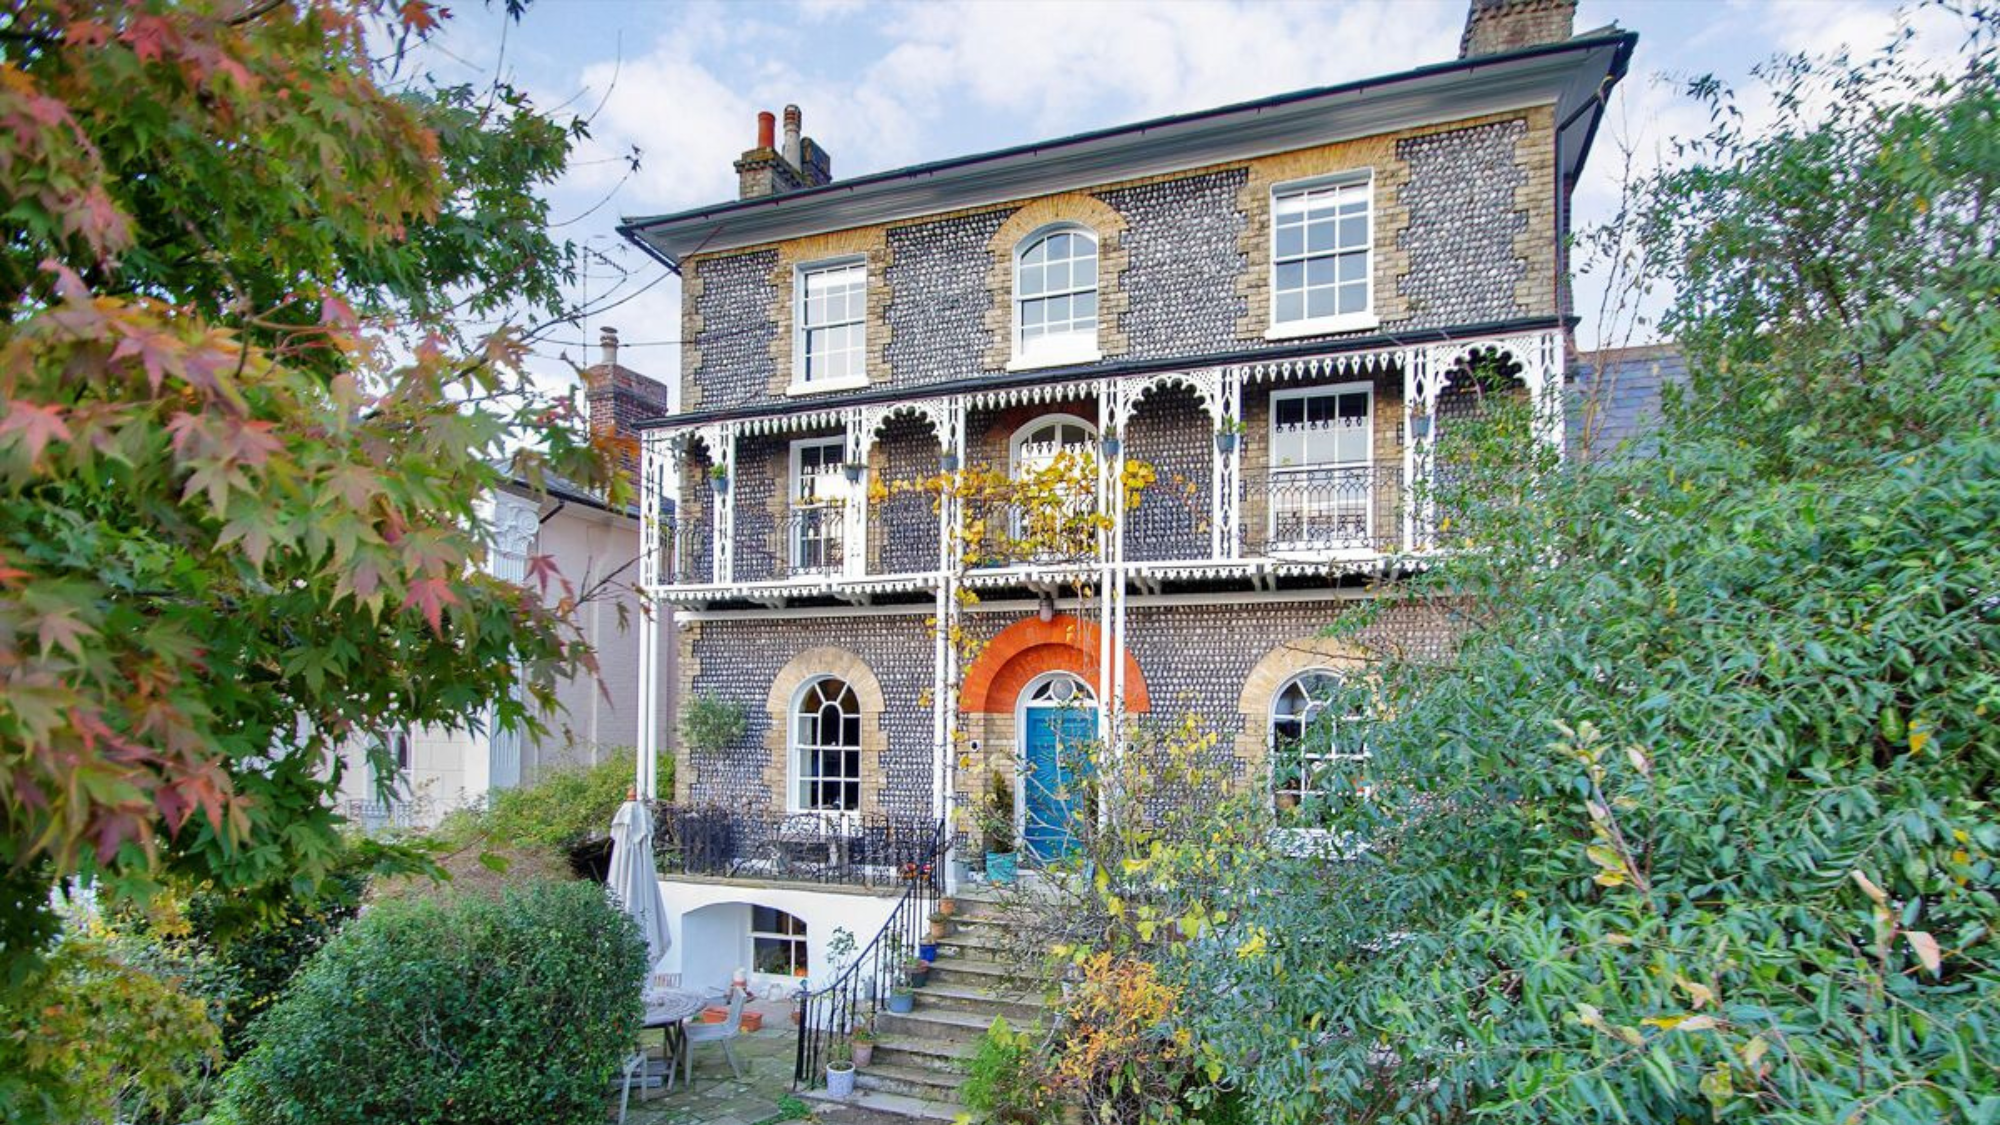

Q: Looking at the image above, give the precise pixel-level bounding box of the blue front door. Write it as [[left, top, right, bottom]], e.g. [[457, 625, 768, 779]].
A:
[[1022, 705, 1095, 864]]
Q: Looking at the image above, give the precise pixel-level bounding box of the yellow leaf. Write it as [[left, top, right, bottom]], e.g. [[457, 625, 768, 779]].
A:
[[1675, 975, 1716, 1009], [1909, 723, 1932, 754], [1906, 930, 1942, 975], [1641, 1015, 1687, 1031], [1851, 870, 1888, 905]]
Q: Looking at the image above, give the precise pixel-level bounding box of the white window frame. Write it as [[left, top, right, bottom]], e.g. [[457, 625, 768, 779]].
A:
[[1267, 382, 1375, 550], [1006, 415, 1099, 479], [750, 905, 810, 982], [1268, 669, 1370, 820], [787, 436, 847, 574], [1266, 171, 1378, 340], [1007, 224, 1103, 371], [789, 675, 863, 814], [789, 256, 870, 395]]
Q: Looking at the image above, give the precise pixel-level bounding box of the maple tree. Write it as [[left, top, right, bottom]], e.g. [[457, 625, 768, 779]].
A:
[[0, 0, 621, 985]]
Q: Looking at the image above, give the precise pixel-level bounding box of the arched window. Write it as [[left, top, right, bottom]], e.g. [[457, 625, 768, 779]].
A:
[[792, 677, 862, 812], [1009, 415, 1098, 478], [1270, 670, 1368, 816], [1014, 226, 1099, 362]]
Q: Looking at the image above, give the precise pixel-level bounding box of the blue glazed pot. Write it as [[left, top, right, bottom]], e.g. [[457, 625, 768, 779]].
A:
[[887, 991, 915, 1013], [986, 850, 1018, 885], [919, 943, 939, 963]]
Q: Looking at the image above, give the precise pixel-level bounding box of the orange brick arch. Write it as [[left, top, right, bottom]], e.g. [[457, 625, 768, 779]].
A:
[[959, 614, 1150, 714]]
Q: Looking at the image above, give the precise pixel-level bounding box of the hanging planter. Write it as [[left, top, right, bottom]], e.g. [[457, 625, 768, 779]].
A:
[[939, 450, 960, 472], [1214, 431, 1238, 454], [708, 465, 730, 494], [1101, 435, 1122, 457], [842, 462, 864, 484]]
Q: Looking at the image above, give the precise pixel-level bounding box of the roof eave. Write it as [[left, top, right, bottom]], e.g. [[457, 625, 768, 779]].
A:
[[621, 30, 1637, 267]]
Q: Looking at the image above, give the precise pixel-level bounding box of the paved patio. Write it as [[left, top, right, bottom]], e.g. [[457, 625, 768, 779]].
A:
[[615, 997, 808, 1125]]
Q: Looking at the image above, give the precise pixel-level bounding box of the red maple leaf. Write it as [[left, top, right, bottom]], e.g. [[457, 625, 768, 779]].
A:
[[0, 399, 72, 463], [523, 553, 573, 600], [401, 574, 460, 635]]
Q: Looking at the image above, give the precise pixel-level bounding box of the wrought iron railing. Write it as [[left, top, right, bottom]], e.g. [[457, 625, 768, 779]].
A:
[[791, 817, 948, 1090], [650, 804, 942, 889], [661, 516, 712, 583], [1241, 462, 1406, 556]]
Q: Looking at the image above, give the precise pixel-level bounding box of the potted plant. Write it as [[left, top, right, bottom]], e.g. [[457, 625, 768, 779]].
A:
[[929, 910, 953, 940], [708, 462, 730, 494], [826, 1038, 856, 1098], [887, 984, 915, 1013], [851, 1021, 876, 1067], [919, 941, 939, 963], [940, 450, 960, 472], [1273, 762, 1303, 812], [1215, 418, 1245, 453], [937, 896, 959, 918], [905, 956, 933, 988], [1100, 429, 1122, 457], [982, 768, 1018, 885]]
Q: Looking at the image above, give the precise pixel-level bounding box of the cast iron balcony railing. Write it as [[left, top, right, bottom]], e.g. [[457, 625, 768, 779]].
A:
[[660, 517, 713, 584], [1241, 461, 1406, 557], [650, 804, 944, 890]]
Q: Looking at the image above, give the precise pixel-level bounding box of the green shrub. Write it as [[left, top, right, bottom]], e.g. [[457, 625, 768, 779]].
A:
[[214, 879, 647, 1125], [680, 694, 747, 754], [437, 746, 671, 856], [962, 1016, 1045, 1124]]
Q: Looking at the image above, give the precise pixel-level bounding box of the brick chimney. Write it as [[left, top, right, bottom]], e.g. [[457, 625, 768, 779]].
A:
[[582, 326, 672, 485], [1460, 0, 1576, 57], [734, 103, 834, 199]]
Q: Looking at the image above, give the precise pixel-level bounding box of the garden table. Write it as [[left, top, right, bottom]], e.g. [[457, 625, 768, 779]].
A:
[[640, 987, 712, 1092]]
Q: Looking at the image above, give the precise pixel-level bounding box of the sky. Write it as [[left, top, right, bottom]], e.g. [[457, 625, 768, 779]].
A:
[[410, 0, 1973, 406]]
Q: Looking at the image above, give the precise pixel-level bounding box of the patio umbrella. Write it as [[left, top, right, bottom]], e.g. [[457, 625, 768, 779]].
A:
[[608, 798, 672, 964]]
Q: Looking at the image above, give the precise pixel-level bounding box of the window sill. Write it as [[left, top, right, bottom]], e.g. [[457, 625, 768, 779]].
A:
[[785, 375, 871, 397], [1005, 346, 1102, 372], [1263, 314, 1379, 341]]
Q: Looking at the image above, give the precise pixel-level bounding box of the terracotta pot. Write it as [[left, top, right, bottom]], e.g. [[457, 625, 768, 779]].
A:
[[738, 1010, 764, 1033], [791, 1007, 803, 1026], [938, 898, 958, 917], [699, 1005, 727, 1024], [929, 919, 950, 940], [852, 1041, 875, 1067]]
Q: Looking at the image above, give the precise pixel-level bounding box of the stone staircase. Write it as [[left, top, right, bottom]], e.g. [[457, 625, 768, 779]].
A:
[[806, 890, 1048, 1123]]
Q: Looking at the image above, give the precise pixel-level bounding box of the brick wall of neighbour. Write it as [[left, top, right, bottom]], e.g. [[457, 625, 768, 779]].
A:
[[679, 617, 938, 820], [679, 107, 1561, 414]]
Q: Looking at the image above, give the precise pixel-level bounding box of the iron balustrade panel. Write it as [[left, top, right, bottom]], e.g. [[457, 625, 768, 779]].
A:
[[650, 805, 943, 890], [663, 518, 713, 585], [865, 490, 942, 576], [1240, 462, 1406, 556], [782, 505, 847, 578], [961, 497, 1104, 570]]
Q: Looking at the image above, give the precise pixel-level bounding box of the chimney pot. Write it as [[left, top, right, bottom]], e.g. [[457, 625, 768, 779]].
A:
[[599, 325, 620, 369], [756, 111, 776, 150], [782, 104, 803, 167]]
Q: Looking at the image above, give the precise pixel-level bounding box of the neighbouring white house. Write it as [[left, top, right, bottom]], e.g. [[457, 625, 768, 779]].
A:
[[334, 330, 678, 828]]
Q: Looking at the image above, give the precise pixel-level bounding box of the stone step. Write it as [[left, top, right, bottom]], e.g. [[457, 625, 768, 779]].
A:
[[869, 1032, 976, 1072], [803, 1087, 962, 1123], [918, 981, 1046, 1022], [854, 1059, 966, 1101], [878, 1004, 996, 1043]]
